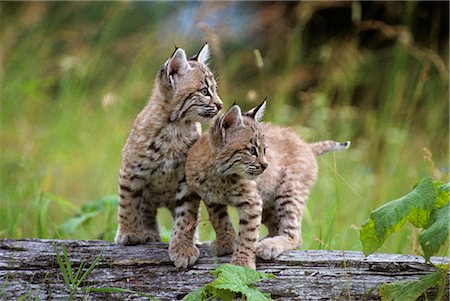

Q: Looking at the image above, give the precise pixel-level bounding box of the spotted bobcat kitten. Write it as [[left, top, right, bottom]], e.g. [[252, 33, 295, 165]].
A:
[[115, 44, 223, 252], [182, 101, 350, 269]]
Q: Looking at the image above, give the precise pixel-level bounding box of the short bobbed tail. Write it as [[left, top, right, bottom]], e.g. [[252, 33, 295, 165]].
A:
[[309, 140, 351, 156]]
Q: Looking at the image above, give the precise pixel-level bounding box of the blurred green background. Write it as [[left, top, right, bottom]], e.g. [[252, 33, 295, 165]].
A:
[[1, 1, 448, 256]]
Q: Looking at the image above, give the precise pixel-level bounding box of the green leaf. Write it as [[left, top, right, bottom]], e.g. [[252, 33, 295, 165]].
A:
[[181, 287, 208, 301], [435, 182, 450, 208], [243, 286, 272, 301], [209, 264, 273, 301], [59, 211, 99, 234], [182, 264, 274, 301], [360, 178, 437, 255], [209, 287, 235, 301], [379, 270, 445, 301], [419, 203, 450, 260], [211, 264, 261, 286]]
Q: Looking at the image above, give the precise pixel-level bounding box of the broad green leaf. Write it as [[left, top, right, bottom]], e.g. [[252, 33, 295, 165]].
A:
[[419, 203, 450, 260], [182, 264, 274, 301], [181, 287, 208, 301], [59, 211, 99, 234], [360, 178, 437, 255], [243, 286, 272, 301], [379, 270, 445, 301], [211, 264, 261, 286], [360, 218, 384, 256], [208, 287, 235, 301], [435, 182, 450, 208], [210, 264, 273, 301]]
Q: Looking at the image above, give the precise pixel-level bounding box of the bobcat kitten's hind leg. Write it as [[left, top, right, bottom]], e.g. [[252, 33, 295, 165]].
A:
[[115, 169, 160, 245], [257, 182, 305, 259]]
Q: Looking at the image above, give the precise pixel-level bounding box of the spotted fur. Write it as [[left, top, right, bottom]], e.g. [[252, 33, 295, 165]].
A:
[[181, 102, 350, 269], [115, 44, 223, 260]]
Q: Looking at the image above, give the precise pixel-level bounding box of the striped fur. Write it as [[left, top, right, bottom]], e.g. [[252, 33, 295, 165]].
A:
[[115, 43, 222, 264], [185, 104, 267, 269], [183, 102, 349, 269]]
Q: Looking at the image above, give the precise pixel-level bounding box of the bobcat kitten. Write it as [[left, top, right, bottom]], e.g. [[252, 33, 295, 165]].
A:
[[179, 102, 349, 269], [115, 44, 223, 251]]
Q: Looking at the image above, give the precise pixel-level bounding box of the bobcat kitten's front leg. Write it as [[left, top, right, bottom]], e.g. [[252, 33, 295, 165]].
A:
[[231, 191, 263, 270], [206, 203, 237, 256], [168, 194, 201, 269]]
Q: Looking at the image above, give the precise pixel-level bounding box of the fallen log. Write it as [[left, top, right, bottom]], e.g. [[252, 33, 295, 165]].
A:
[[0, 239, 448, 300]]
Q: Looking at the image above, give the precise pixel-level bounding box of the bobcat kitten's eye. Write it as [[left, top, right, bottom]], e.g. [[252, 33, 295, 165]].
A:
[[200, 88, 210, 96], [248, 147, 257, 156]]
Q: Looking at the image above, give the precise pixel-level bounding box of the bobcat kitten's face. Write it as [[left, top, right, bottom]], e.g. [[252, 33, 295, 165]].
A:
[[158, 44, 223, 123], [210, 102, 268, 180]]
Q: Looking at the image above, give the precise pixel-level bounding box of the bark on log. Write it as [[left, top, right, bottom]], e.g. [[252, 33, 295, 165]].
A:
[[0, 239, 448, 300]]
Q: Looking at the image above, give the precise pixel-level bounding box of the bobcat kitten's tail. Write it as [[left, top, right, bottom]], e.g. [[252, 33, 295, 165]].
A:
[[310, 140, 350, 156]]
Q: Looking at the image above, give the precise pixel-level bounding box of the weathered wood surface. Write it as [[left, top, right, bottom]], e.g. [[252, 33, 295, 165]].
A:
[[0, 239, 448, 300]]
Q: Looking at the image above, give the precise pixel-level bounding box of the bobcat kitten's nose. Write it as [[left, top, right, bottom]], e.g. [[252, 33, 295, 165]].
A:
[[260, 162, 268, 171], [215, 102, 223, 111]]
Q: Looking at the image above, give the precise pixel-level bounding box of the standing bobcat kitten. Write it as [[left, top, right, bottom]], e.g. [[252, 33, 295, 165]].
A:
[[115, 44, 223, 251], [178, 102, 349, 269]]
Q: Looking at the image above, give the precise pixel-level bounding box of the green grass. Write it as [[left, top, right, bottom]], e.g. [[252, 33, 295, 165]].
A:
[[1, 2, 448, 257]]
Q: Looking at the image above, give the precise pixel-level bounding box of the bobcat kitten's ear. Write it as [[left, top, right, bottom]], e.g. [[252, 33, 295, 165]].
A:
[[191, 43, 210, 65], [245, 99, 266, 122], [211, 105, 244, 146], [220, 105, 244, 130], [167, 48, 190, 83]]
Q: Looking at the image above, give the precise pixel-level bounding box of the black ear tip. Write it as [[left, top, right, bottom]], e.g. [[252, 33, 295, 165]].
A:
[[340, 141, 351, 148], [232, 100, 238, 107], [171, 45, 180, 57]]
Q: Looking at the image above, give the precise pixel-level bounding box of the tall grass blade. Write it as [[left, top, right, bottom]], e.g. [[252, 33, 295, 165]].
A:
[[16, 292, 32, 301], [45, 192, 79, 212], [74, 260, 86, 285], [61, 243, 74, 284], [75, 249, 104, 288], [53, 243, 71, 288], [35, 193, 49, 239]]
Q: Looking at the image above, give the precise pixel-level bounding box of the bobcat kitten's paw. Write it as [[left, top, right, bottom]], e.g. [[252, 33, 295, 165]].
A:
[[169, 241, 200, 269], [115, 231, 160, 245], [256, 238, 285, 260]]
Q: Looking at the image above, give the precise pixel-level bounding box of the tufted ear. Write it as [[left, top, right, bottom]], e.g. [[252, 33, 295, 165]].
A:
[[191, 43, 210, 65], [211, 105, 244, 146], [167, 48, 190, 78], [220, 105, 244, 131], [245, 99, 266, 122]]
